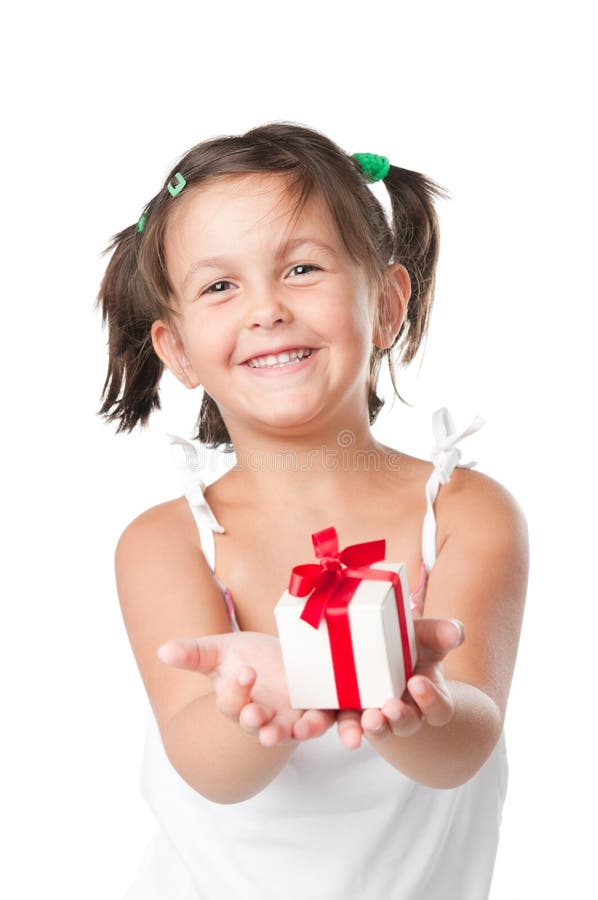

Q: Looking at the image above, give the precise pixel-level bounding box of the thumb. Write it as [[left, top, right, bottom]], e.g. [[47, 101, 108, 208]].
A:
[[157, 636, 224, 674], [414, 618, 465, 662]]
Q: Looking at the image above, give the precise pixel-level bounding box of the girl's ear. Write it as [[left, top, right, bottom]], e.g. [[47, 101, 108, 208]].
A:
[[150, 320, 200, 389], [373, 263, 411, 350]]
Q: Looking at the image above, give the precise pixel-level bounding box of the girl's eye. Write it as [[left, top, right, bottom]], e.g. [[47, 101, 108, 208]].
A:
[[202, 280, 235, 295], [288, 264, 320, 278], [201, 265, 320, 296]]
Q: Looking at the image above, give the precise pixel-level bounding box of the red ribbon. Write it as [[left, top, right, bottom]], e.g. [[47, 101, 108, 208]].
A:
[[287, 526, 414, 708]]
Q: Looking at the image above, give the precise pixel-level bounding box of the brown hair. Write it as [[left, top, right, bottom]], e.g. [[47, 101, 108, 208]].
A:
[[96, 121, 447, 451]]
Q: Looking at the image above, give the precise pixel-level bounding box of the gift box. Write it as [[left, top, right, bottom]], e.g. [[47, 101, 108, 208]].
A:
[[273, 526, 417, 710]]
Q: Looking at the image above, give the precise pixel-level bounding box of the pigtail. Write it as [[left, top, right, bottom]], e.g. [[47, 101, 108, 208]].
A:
[[383, 165, 448, 365], [364, 164, 448, 421], [95, 225, 164, 433], [194, 393, 234, 450]]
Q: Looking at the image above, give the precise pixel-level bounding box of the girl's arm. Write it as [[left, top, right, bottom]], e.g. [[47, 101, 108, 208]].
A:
[[114, 503, 331, 804], [357, 469, 529, 788]]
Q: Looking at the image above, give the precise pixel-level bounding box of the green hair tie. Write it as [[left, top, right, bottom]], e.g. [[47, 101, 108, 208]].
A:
[[137, 171, 186, 235], [167, 172, 187, 197], [352, 152, 390, 183]]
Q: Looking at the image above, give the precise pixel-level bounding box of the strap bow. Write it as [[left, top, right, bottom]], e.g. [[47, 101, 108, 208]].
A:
[[430, 408, 486, 484], [167, 433, 225, 533]]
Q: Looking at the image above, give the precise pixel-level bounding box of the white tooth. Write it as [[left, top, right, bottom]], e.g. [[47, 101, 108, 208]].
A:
[[246, 348, 313, 367]]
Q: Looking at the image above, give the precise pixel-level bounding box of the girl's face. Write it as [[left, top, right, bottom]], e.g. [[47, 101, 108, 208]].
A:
[[153, 173, 401, 441]]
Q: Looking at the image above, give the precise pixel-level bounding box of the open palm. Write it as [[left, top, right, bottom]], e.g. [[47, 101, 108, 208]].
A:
[[158, 631, 336, 746]]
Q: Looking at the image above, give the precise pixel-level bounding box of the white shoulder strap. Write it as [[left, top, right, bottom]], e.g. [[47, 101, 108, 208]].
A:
[[421, 408, 486, 572], [167, 433, 226, 572]]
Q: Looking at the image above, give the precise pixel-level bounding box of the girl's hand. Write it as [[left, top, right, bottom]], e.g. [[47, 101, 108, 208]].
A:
[[335, 617, 466, 747], [157, 632, 336, 747]]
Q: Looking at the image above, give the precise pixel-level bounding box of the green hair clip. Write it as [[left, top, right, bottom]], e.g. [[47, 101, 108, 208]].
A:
[[137, 171, 187, 235], [167, 172, 187, 197], [352, 153, 390, 183]]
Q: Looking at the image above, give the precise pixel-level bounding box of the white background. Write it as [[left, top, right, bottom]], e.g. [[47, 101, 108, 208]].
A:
[[1, 1, 595, 897]]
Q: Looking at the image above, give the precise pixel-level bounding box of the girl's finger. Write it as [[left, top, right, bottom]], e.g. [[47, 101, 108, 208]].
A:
[[293, 709, 335, 742], [216, 667, 258, 720], [361, 707, 391, 739], [408, 676, 455, 727], [364, 699, 423, 739], [238, 701, 274, 737], [157, 636, 225, 674], [257, 710, 300, 747], [413, 618, 465, 664], [337, 710, 363, 750]]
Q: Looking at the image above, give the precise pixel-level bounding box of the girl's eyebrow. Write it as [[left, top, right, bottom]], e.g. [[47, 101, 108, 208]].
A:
[[182, 238, 338, 289]]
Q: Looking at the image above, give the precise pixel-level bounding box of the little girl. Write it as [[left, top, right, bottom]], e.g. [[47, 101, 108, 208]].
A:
[[97, 122, 528, 900]]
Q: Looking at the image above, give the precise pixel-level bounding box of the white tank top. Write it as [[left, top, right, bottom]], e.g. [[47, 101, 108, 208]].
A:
[[123, 409, 508, 900]]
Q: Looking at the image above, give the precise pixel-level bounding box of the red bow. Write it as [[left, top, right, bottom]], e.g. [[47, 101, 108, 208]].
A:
[[288, 526, 386, 628]]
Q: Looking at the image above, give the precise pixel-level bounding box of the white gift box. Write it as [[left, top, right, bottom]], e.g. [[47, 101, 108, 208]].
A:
[[274, 562, 417, 710]]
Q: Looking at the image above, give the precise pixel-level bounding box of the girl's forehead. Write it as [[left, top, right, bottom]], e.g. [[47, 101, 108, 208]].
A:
[[168, 173, 339, 247]]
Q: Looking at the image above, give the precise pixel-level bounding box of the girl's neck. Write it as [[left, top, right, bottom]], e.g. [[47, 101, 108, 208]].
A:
[[221, 419, 402, 515]]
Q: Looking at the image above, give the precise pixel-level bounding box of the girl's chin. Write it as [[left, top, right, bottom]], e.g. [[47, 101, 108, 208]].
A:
[[231, 401, 326, 436], [252, 409, 322, 432]]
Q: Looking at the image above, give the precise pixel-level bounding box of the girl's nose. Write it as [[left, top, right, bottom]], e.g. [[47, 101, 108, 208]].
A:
[[243, 292, 293, 329]]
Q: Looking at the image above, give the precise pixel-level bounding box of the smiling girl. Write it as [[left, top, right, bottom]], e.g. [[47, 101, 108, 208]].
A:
[[97, 122, 528, 900]]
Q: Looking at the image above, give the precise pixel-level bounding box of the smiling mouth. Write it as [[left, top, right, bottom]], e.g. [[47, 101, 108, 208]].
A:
[[243, 348, 318, 375], [245, 348, 313, 368]]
